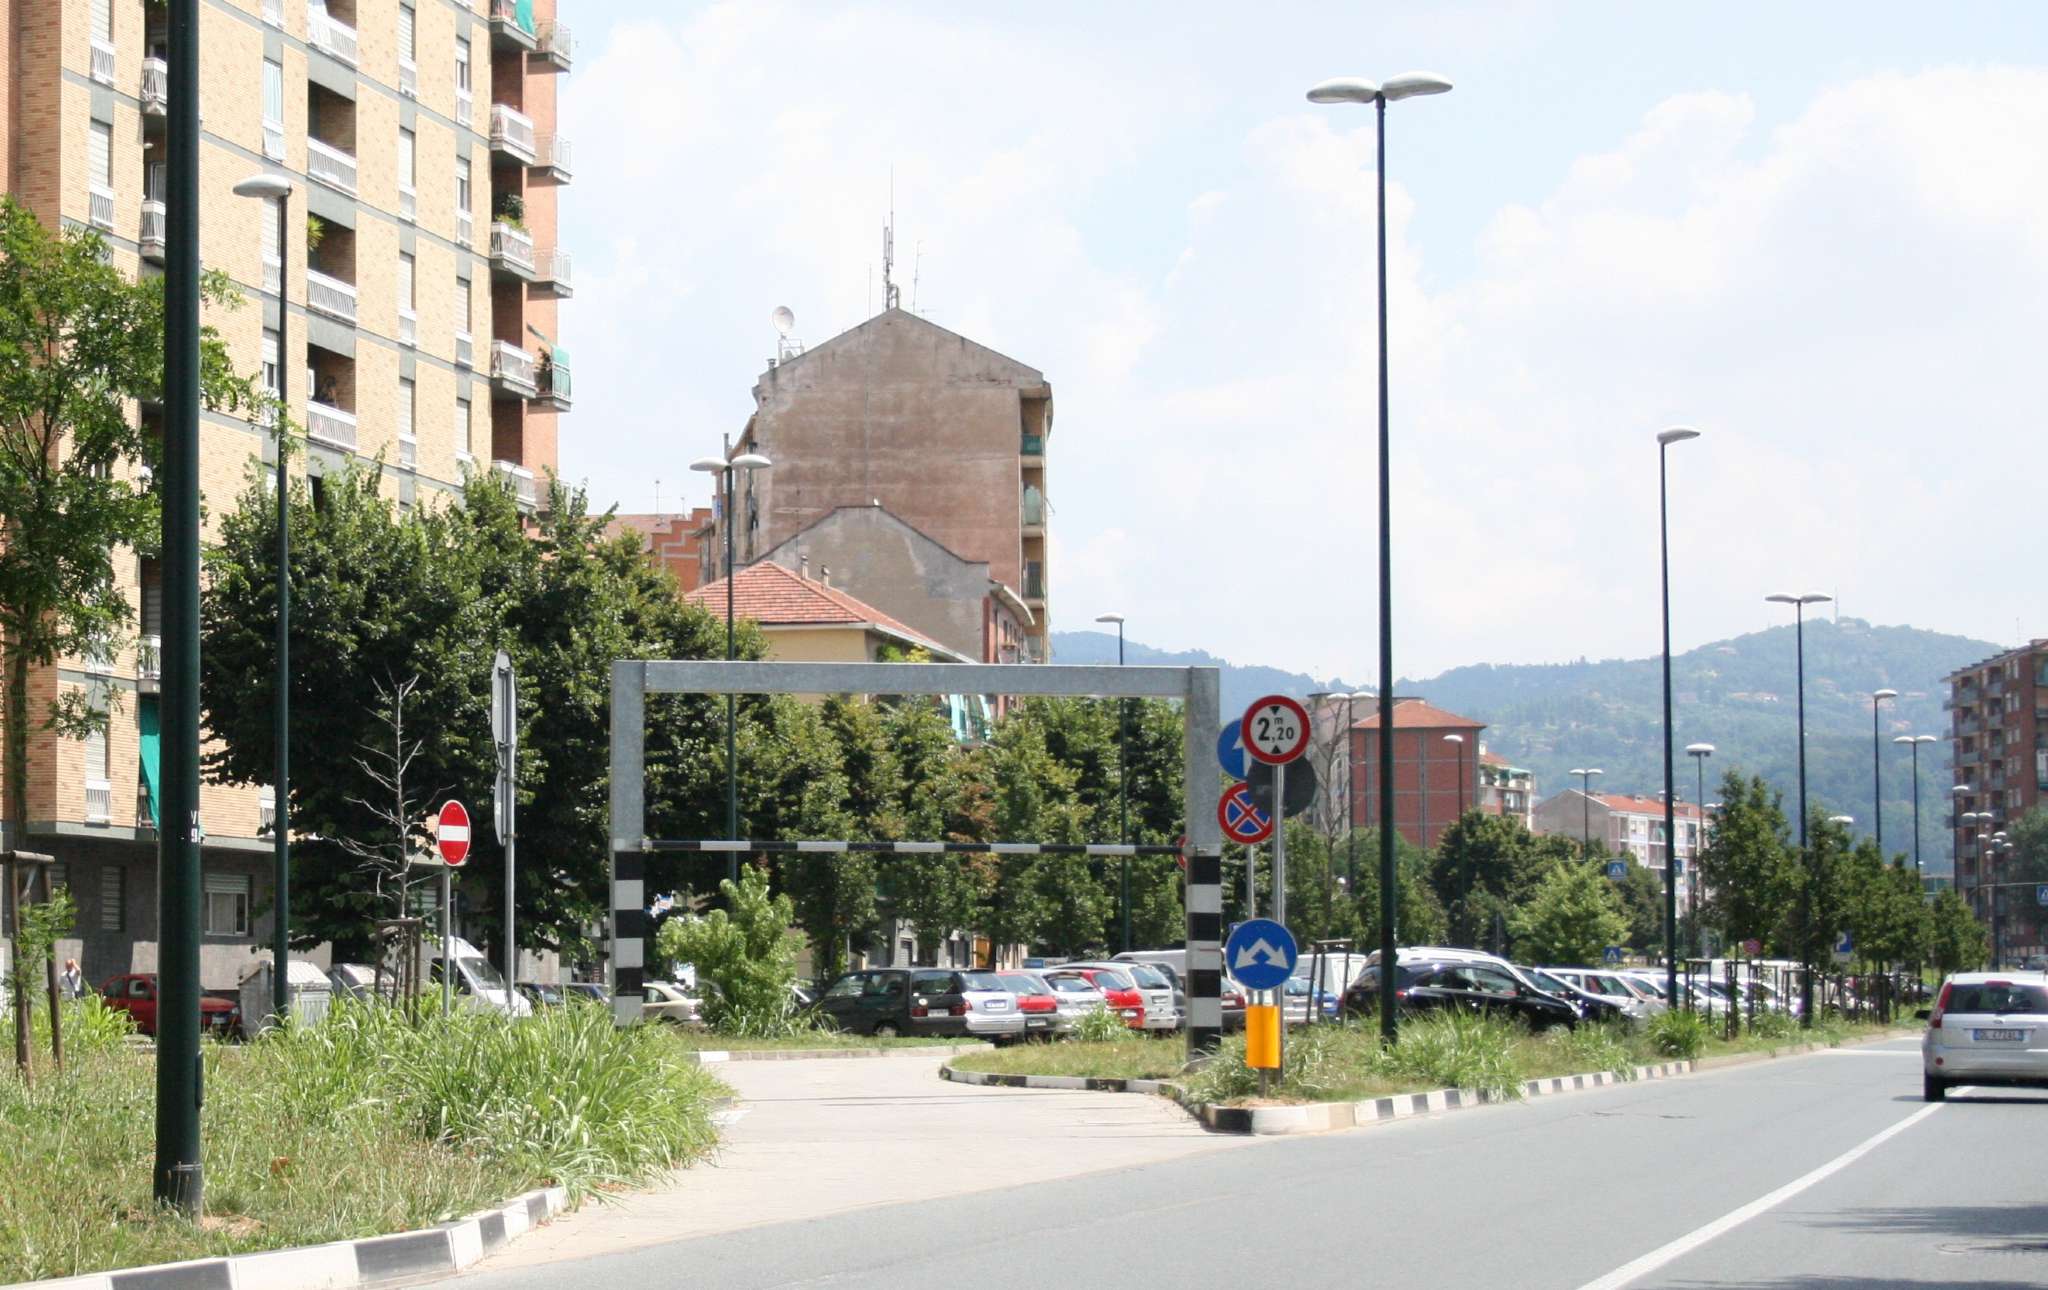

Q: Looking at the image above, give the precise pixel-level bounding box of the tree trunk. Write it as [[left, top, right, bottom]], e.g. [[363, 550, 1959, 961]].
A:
[[7, 638, 33, 1078]]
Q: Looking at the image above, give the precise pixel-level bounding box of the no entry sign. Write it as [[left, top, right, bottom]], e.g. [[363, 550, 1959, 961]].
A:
[[1241, 695, 1311, 765], [1218, 782, 1274, 845], [437, 800, 472, 867]]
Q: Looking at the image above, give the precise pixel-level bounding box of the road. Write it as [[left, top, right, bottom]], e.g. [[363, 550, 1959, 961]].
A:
[[439, 1038, 2047, 1290]]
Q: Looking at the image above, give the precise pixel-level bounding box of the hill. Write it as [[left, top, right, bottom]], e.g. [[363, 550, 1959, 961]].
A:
[[1053, 620, 1999, 874], [1051, 631, 1360, 726]]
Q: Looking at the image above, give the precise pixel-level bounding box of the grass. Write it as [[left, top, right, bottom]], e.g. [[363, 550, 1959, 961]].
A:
[[0, 998, 728, 1283], [952, 1013, 1907, 1107]]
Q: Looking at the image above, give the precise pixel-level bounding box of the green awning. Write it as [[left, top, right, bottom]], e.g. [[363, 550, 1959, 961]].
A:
[[515, 0, 535, 33], [137, 697, 161, 828]]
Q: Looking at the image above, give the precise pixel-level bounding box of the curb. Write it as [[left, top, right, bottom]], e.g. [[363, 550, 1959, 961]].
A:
[[12, 1186, 567, 1290], [938, 1066, 1181, 1098], [686, 1042, 986, 1065]]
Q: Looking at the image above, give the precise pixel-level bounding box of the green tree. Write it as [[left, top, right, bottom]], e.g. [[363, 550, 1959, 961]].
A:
[[1347, 828, 1446, 948], [1610, 856, 1669, 954], [1927, 887, 1988, 977], [1696, 771, 1794, 952], [0, 200, 253, 919], [1843, 843, 1927, 973], [1429, 812, 1550, 947], [1511, 861, 1631, 966], [653, 864, 801, 1033], [1782, 811, 1855, 975], [753, 698, 867, 977], [876, 698, 983, 963]]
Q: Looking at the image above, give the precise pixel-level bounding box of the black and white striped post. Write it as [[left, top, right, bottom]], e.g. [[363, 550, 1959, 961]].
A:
[[609, 660, 1226, 1060]]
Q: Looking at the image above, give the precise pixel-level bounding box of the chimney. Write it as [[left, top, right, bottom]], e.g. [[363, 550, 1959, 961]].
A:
[[819, 565, 831, 588], [799, 553, 810, 580]]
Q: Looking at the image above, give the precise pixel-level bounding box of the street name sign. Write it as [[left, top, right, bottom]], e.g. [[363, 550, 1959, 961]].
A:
[[1241, 695, 1311, 765]]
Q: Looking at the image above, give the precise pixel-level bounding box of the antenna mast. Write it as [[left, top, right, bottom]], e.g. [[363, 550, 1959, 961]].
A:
[[882, 170, 900, 311], [912, 240, 923, 314]]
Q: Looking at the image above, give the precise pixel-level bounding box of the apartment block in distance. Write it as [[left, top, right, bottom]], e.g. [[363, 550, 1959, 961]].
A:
[[0, 0, 572, 990], [704, 308, 1056, 663], [1947, 639, 2047, 963], [1530, 791, 1707, 906], [1350, 699, 1486, 852]]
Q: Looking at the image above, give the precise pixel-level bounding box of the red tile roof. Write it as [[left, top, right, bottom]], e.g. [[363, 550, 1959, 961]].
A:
[[1480, 750, 1509, 767], [1594, 793, 1705, 820], [1351, 698, 1486, 731], [685, 562, 952, 656]]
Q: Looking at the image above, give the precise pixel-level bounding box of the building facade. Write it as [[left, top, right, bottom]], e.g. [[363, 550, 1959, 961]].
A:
[[1349, 699, 1486, 852], [606, 508, 713, 594], [0, 0, 572, 990], [1530, 790, 1707, 904], [706, 309, 1055, 663], [1947, 639, 2047, 963], [1479, 750, 1535, 828]]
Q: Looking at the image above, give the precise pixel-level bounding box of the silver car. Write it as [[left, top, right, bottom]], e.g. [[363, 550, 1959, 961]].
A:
[[1039, 971, 1110, 1034], [1923, 971, 2048, 1101], [1065, 960, 1180, 1031]]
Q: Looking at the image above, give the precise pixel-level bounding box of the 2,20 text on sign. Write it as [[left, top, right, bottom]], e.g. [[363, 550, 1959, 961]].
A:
[[1241, 694, 1311, 765]]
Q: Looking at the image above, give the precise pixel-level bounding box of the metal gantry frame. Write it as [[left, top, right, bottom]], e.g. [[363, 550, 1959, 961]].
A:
[[608, 660, 1226, 1061]]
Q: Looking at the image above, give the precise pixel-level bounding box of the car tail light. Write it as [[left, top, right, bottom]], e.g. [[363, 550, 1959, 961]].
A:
[[949, 1001, 969, 1016], [1929, 981, 1952, 1029], [911, 1003, 929, 1018]]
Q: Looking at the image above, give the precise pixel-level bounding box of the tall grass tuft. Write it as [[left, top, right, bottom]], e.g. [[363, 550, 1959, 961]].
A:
[[1375, 1011, 1524, 1100], [1540, 1021, 1638, 1081], [1646, 1007, 1713, 1059]]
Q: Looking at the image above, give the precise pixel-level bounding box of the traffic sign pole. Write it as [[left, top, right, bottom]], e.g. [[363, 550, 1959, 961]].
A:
[[443, 865, 454, 1015], [1271, 762, 1286, 1077]]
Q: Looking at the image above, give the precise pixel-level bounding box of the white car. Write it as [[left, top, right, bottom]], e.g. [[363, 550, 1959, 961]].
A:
[[641, 979, 704, 1026], [1064, 960, 1180, 1031], [1034, 970, 1108, 1035], [1922, 971, 2048, 1102]]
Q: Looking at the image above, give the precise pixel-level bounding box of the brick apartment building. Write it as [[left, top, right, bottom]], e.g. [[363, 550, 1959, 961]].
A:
[[606, 508, 713, 594], [1530, 790, 1707, 905], [1947, 639, 2047, 963], [1349, 699, 1486, 852], [0, 0, 572, 990], [701, 308, 1056, 663]]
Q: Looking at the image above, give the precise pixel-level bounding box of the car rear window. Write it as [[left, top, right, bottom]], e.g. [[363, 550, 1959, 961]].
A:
[[960, 972, 1008, 992], [1124, 965, 1168, 989], [912, 972, 961, 994], [999, 974, 1049, 995], [1091, 969, 1136, 991], [1947, 982, 2048, 1014]]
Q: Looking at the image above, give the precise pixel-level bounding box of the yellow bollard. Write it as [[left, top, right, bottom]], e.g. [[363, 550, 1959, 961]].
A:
[[1245, 1003, 1280, 1070]]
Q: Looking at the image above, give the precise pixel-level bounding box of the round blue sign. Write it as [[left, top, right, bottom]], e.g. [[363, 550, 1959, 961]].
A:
[[1224, 918, 1298, 991], [1216, 723, 1250, 781]]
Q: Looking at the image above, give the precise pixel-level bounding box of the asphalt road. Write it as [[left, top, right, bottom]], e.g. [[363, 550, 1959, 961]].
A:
[[442, 1038, 2047, 1290]]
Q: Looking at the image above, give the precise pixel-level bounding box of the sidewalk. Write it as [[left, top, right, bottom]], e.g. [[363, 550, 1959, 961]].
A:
[[461, 1049, 1247, 1273]]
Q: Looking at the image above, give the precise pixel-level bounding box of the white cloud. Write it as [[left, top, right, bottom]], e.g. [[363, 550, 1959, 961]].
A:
[[563, 8, 2047, 677]]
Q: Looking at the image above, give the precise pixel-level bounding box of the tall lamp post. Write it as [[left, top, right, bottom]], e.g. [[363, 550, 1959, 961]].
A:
[[1657, 427, 1700, 1002], [231, 172, 294, 1026], [691, 448, 772, 882], [1767, 591, 1831, 1026], [1096, 613, 1130, 951], [1892, 734, 1936, 874], [1307, 69, 1452, 1044], [1686, 743, 1713, 956], [1870, 689, 1897, 858], [1570, 768, 1604, 851]]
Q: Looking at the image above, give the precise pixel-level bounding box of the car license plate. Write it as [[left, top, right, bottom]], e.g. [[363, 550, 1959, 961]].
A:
[[1972, 1029, 2026, 1042]]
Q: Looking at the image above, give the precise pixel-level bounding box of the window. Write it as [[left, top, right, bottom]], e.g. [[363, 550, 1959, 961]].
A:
[[397, 128, 416, 220], [823, 974, 866, 1000], [261, 328, 280, 399], [397, 251, 416, 345], [397, 4, 416, 66], [99, 865, 125, 931], [262, 59, 286, 159], [89, 120, 113, 190], [204, 871, 251, 937], [454, 35, 472, 116], [454, 161, 473, 242], [397, 377, 416, 466], [260, 202, 281, 291], [91, 0, 112, 42], [911, 971, 958, 995], [455, 395, 472, 457]]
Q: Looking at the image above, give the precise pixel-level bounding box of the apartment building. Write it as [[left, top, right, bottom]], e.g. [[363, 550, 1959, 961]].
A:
[[606, 508, 714, 595], [1349, 698, 1486, 852], [1530, 790, 1708, 903], [1478, 750, 1535, 828], [705, 309, 1056, 663], [0, 0, 571, 990], [1946, 639, 2047, 962]]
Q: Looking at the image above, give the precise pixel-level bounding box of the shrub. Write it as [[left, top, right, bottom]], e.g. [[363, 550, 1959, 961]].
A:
[[1072, 1004, 1129, 1044], [1541, 1020, 1636, 1080], [1647, 1007, 1712, 1059], [1181, 1034, 1260, 1104], [1748, 1008, 1796, 1040], [1379, 1011, 1524, 1100], [655, 866, 804, 1034]]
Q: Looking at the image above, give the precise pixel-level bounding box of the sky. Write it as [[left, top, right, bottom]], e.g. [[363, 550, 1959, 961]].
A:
[[557, 1, 2048, 682]]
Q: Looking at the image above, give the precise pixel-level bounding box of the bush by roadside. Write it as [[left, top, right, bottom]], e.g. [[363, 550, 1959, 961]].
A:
[[0, 997, 726, 1284]]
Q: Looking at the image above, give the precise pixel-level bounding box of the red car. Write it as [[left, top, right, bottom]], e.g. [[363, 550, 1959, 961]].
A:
[[100, 973, 239, 1038], [1049, 967, 1147, 1029]]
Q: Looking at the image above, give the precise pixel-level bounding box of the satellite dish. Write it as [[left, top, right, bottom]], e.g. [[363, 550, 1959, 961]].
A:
[[772, 306, 795, 336]]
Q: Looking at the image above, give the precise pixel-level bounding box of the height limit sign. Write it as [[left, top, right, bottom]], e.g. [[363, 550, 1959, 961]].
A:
[[1242, 694, 1310, 765]]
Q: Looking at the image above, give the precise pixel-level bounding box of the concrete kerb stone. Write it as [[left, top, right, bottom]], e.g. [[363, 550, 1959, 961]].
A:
[[682, 1041, 987, 1065], [2, 1186, 568, 1290]]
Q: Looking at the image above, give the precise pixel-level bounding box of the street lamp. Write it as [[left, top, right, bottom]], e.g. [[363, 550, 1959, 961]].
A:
[[1307, 68, 1452, 1045], [1686, 743, 1713, 956], [1766, 590, 1832, 1026], [232, 171, 295, 1027], [1657, 428, 1700, 1003], [1570, 768, 1604, 851], [691, 448, 773, 882], [1892, 735, 1937, 873], [1096, 613, 1130, 952], [1870, 689, 1897, 858]]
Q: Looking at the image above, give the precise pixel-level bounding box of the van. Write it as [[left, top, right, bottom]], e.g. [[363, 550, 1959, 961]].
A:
[[428, 936, 532, 1017]]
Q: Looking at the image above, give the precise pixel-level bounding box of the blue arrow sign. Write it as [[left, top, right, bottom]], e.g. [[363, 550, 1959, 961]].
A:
[[1603, 946, 1623, 964], [1216, 723, 1250, 781], [1224, 918, 1298, 991], [2037, 884, 2047, 908]]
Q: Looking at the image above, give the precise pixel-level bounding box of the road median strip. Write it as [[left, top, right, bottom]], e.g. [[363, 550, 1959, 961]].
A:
[[7, 1186, 567, 1290], [684, 1041, 987, 1064]]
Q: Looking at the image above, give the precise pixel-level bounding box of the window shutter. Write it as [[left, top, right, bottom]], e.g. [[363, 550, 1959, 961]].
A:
[[398, 4, 416, 61], [88, 122, 112, 187]]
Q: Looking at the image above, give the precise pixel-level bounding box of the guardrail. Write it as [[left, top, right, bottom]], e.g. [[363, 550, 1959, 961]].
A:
[[490, 102, 536, 162], [307, 268, 358, 323], [306, 4, 360, 65], [307, 400, 357, 450], [141, 57, 168, 114], [490, 221, 535, 273], [307, 137, 358, 195]]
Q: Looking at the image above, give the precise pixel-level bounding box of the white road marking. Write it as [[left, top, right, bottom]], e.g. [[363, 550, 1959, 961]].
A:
[[1574, 1102, 1945, 1290]]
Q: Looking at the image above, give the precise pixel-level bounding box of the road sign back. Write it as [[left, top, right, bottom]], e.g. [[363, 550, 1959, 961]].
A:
[[1218, 782, 1273, 845], [1248, 758, 1317, 818], [1224, 918, 1298, 991], [1242, 695, 1311, 765]]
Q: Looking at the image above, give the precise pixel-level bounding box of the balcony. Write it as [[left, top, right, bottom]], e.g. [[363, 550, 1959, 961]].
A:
[[456, 210, 474, 247], [139, 200, 166, 262], [534, 247, 571, 297], [263, 117, 285, 161], [263, 0, 281, 25], [141, 57, 168, 116], [138, 784, 157, 834], [489, 0, 538, 52], [490, 340, 537, 397], [492, 459, 537, 507], [1958, 717, 1983, 737], [536, 133, 572, 181], [259, 791, 276, 835], [90, 38, 116, 86], [306, 268, 357, 323], [1023, 563, 1046, 602], [1021, 488, 1046, 530], [137, 634, 162, 695], [306, 4, 359, 67], [1958, 748, 1983, 767], [398, 306, 417, 347], [490, 221, 535, 278], [307, 137, 358, 195], [89, 184, 115, 232], [537, 351, 571, 409], [1020, 433, 1045, 460], [306, 400, 357, 450], [489, 103, 537, 164], [538, 19, 572, 69], [454, 329, 474, 368], [399, 57, 418, 99], [1952, 684, 1981, 707], [455, 89, 473, 129], [85, 779, 113, 825]]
